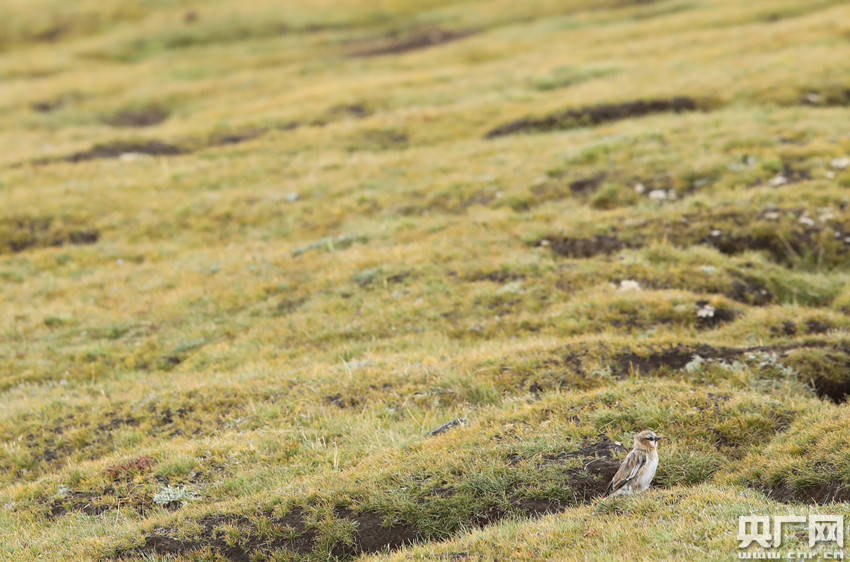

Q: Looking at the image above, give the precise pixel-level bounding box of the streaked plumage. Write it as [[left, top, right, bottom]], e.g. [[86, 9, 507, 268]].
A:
[[606, 430, 661, 496]]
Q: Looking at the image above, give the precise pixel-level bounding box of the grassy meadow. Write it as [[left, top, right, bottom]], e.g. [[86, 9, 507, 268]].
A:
[[3, 0, 850, 559]]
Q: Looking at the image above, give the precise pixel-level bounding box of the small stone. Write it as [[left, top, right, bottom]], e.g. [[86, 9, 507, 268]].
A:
[[768, 175, 787, 187], [806, 92, 822, 104], [648, 189, 667, 201], [539, 239, 550, 247], [634, 182, 646, 194], [697, 304, 716, 318], [119, 152, 149, 162], [763, 211, 780, 220], [285, 192, 300, 203], [700, 265, 717, 275], [830, 157, 850, 170], [710, 229, 722, 237], [826, 171, 836, 179], [116, 258, 124, 265], [618, 279, 641, 291], [798, 216, 815, 227]]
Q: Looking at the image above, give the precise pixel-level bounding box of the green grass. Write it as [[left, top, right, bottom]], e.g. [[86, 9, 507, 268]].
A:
[[3, 0, 850, 560]]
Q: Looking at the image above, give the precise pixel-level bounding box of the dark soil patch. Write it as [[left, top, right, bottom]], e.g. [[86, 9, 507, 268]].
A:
[[312, 103, 374, 125], [104, 105, 169, 127], [350, 28, 476, 57], [65, 140, 184, 162], [542, 235, 630, 258], [757, 482, 850, 505], [811, 376, 850, 404], [701, 229, 809, 265], [49, 490, 111, 518], [695, 301, 737, 329], [31, 98, 67, 112], [1, 216, 100, 253], [104, 455, 156, 481], [347, 128, 409, 151], [615, 344, 720, 375], [614, 342, 850, 396], [804, 319, 831, 335], [466, 269, 526, 283], [332, 508, 418, 558], [485, 97, 700, 138], [725, 274, 773, 306], [208, 128, 266, 146], [116, 507, 416, 561], [569, 173, 607, 195], [785, 349, 850, 404], [324, 393, 361, 408]]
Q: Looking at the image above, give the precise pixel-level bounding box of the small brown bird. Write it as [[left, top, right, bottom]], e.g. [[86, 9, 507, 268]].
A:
[[606, 430, 662, 496]]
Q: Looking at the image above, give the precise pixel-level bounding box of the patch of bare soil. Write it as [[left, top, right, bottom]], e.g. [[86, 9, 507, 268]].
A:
[[725, 273, 773, 306], [756, 482, 850, 505], [104, 105, 169, 127], [615, 343, 850, 403], [116, 507, 416, 561], [208, 128, 266, 146], [350, 28, 476, 57], [486, 97, 699, 138], [49, 490, 111, 518], [541, 235, 631, 258], [569, 173, 608, 194], [0, 216, 99, 253], [65, 140, 184, 162]]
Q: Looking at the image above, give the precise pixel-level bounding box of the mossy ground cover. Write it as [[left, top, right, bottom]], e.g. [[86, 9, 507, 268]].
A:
[[2, 0, 850, 560]]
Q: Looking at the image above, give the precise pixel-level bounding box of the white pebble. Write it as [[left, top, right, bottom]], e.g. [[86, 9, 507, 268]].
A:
[[830, 157, 850, 170], [768, 175, 787, 187], [618, 279, 641, 291], [697, 304, 716, 318]]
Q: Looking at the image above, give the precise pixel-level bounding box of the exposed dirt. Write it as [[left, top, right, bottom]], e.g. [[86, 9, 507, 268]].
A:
[[616, 344, 722, 375], [614, 342, 850, 404], [785, 349, 850, 404], [542, 235, 630, 258], [104, 105, 169, 127], [569, 173, 607, 195], [350, 28, 476, 57], [208, 128, 266, 146], [725, 273, 773, 306], [104, 455, 156, 482], [1, 216, 100, 253], [486, 97, 700, 138], [65, 140, 184, 162], [466, 269, 526, 283], [757, 482, 850, 505], [116, 507, 416, 561], [25, 127, 266, 167], [49, 490, 112, 518], [347, 128, 409, 151]]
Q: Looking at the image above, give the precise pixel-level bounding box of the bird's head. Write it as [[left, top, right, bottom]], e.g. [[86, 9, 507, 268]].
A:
[[635, 429, 662, 449]]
